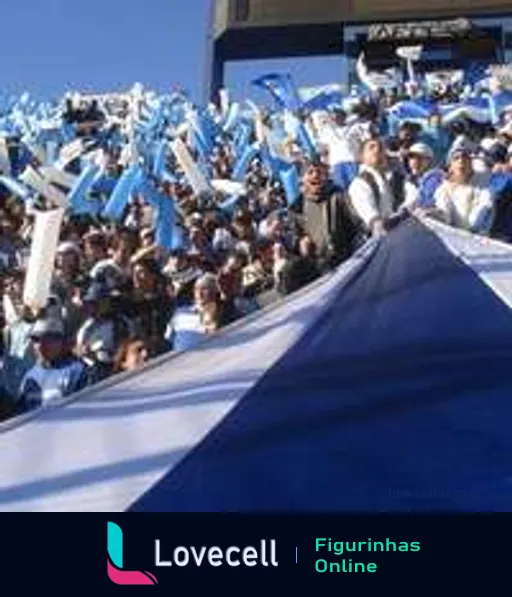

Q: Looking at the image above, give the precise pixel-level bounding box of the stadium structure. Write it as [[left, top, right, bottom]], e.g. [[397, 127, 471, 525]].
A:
[[208, 0, 512, 97]]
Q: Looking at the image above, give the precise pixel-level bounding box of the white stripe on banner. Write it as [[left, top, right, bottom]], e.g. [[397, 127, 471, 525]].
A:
[[0, 240, 379, 512], [423, 217, 512, 310]]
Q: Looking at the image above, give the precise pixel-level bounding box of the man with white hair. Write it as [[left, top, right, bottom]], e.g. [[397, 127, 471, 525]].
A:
[[165, 273, 239, 353]]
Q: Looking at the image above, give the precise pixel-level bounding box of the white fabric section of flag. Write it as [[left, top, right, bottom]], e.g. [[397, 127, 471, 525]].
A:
[[425, 71, 464, 94], [0, 240, 378, 512], [30, 144, 46, 165], [22, 208, 65, 312], [283, 110, 301, 139], [211, 179, 246, 196], [20, 166, 67, 207], [219, 88, 230, 119], [396, 46, 423, 62], [2, 294, 17, 326], [396, 46, 423, 84], [423, 217, 512, 310], [223, 102, 240, 132], [315, 116, 369, 165], [356, 53, 399, 92], [489, 65, 512, 91], [0, 137, 11, 174], [56, 139, 85, 168], [299, 84, 343, 104], [266, 128, 291, 162], [254, 111, 267, 144], [170, 137, 210, 195], [40, 166, 78, 189]]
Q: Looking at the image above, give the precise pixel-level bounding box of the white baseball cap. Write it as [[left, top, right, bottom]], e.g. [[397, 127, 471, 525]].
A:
[[408, 143, 434, 161]]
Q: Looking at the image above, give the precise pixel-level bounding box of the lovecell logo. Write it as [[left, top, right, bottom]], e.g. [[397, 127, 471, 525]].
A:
[[107, 522, 158, 586]]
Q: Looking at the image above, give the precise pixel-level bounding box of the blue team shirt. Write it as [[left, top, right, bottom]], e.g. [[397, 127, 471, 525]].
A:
[[17, 356, 89, 413]]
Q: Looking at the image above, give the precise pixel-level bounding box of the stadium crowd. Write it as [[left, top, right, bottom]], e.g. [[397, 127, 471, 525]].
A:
[[1, 66, 512, 421]]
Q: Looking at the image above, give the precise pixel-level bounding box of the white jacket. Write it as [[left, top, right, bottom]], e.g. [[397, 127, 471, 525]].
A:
[[348, 165, 395, 228], [434, 174, 493, 233]]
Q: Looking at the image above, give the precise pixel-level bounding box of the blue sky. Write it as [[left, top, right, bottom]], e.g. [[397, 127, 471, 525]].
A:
[[0, 0, 342, 103]]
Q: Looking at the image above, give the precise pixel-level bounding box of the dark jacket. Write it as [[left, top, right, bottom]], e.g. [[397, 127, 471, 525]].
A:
[[296, 184, 359, 272]]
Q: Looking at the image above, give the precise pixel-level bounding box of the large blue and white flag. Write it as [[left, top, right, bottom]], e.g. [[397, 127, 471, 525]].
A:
[[3, 220, 512, 511]]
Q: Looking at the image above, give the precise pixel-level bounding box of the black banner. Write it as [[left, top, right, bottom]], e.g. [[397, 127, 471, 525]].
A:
[[2, 514, 509, 594], [368, 18, 472, 41]]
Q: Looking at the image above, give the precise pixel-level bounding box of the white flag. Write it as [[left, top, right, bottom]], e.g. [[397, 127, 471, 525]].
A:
[[23, 208, 65, 312], [396, 46, 423, 62]]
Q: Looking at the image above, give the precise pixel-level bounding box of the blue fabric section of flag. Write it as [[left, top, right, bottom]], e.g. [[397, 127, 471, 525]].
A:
[[490, 173, 512, 202], [0, 175, 32, 201], [68, 163, 100, 215], [417, 169, 445, 208], [190, 128, 209, 161], [153, 141, 167, 179], [252, 74, 302, 112], [279, 163, 300, 207], [331, 162, 359, 192], [102, 165, 141, 221], [155, 196, 176, 251], [302, 89, 343, 112], [464, 63, 489, 87], [128, 219, 512, 512], [11, 144, 33, 177], [234, 121, 253, 158], [420, 126, 452, 165], [137, 174, 176, 251], [489, 90, 512, 124], [259, 143, 280, 179], [296, 122, 317, 160], [92, 174, 118, 196], [232, 142, 259, 182], [390, 100, 436, 122], [190, 111, 216, 158], [219, 194, 242, 213]]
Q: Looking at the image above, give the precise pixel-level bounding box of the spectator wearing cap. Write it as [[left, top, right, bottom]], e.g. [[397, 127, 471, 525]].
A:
[[406, 143, 435, 186], [76, 281, 134, 381], [403, 142, 445, 211], [433, 147, 494, 235], [15, 318, 89, 415]]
